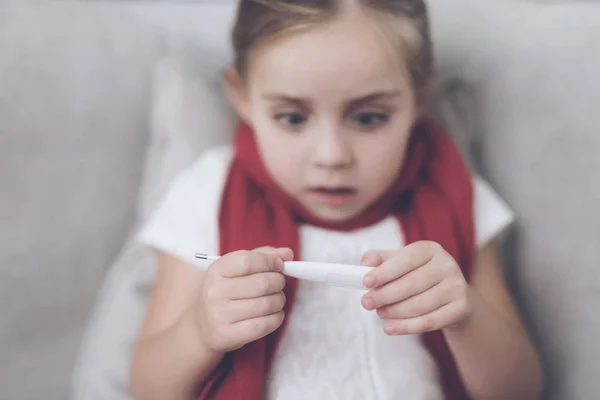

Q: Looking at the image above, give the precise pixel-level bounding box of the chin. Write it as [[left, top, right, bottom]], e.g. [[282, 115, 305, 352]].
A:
[[310, 206, 365, 224]]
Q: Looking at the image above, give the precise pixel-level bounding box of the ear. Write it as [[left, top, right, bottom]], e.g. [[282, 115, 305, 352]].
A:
[[222, 65, 252, 123]]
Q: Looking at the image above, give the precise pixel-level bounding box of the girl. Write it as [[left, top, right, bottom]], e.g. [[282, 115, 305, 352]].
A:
[[130, 1, 542, 399]]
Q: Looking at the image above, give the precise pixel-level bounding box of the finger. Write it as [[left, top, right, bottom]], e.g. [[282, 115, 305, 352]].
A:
[[362, 260, 440, 310], [228, 292, 286, 323], [218, 250, 284, 278], [362, 241, 439, 288], [382, 301, 466, 336], [254, 246, 295, 262], [252, 246, 276, 254], [360, 251, 388, 267], [376, 281, 449, 320], [227, 272, 286, 300], [230, 311, 285, 343]]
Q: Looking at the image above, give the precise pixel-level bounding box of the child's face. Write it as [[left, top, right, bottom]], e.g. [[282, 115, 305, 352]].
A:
[[227, 12, 420, 223]]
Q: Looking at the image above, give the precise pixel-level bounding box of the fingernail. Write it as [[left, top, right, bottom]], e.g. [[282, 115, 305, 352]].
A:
[[362, 296, 374, 310], [384, 325, 397, 335], [276, 257, 284, 271], [363, 275, 375, 288]]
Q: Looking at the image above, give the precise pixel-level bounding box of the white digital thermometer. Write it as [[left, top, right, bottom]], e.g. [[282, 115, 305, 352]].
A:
[[195, 253, 374, 290]]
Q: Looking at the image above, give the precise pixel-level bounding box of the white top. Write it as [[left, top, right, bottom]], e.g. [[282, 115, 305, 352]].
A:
[[138, 145, 515, 400]]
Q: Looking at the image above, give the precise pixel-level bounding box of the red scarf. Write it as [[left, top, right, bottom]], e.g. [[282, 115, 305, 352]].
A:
[[198, 118, 474, 400]]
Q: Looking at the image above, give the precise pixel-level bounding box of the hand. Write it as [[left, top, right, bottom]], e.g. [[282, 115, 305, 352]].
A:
[[194, 247, 293, 353], [360, 241, 473, 336]]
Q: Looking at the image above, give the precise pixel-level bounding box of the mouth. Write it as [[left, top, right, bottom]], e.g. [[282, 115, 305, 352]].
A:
[[309, 186, 357, 206]]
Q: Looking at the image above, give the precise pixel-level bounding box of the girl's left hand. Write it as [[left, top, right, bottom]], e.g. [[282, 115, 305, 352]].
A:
[[360, 241, 474, 336]]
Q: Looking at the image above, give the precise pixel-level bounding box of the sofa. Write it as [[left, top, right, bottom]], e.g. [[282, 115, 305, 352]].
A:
[[2, 0, 599, 399]]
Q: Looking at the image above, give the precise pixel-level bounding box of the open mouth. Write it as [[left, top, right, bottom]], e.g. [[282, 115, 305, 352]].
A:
[[310, 186, 357, 205], [313, 187, 356, 195]]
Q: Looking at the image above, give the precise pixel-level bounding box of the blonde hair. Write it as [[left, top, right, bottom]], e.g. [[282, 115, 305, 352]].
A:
[[231, 0, 434, 104]]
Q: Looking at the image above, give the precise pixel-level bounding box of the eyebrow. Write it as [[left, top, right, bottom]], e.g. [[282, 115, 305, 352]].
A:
[[260, 90, 403, 108], [349, 91, 403, 106]]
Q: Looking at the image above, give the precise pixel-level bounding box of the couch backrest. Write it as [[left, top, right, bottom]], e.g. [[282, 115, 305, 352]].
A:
[[0, 1, 161, 398]]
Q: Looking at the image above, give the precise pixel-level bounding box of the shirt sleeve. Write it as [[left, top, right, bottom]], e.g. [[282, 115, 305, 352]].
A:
[[473, 175, 516, 248], [137, 146, 232, 267]]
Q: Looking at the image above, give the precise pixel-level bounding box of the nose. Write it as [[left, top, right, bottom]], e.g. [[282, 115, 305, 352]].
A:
[[312, 128, 353, 170]]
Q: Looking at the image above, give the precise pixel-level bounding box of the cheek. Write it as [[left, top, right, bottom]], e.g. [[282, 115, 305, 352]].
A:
[[360, 132, 410, 188], [368, 148, 406, 180], [251, 120, 305, 188]]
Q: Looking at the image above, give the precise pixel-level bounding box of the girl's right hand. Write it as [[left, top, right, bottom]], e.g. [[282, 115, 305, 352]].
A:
[[194, 247, 292, 353]]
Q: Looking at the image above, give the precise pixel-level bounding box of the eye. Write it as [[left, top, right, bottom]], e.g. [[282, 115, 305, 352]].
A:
[[352, 112, 388, 130], [275, 112, 307, 128]]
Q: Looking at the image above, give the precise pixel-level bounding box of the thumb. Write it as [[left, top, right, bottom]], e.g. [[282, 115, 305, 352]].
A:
[[360, 250, 396, 267], [253, 246, 295, 262]]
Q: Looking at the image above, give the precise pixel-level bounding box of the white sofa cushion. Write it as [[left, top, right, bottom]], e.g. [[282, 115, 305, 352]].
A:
[[69, 52, 237, 400]]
